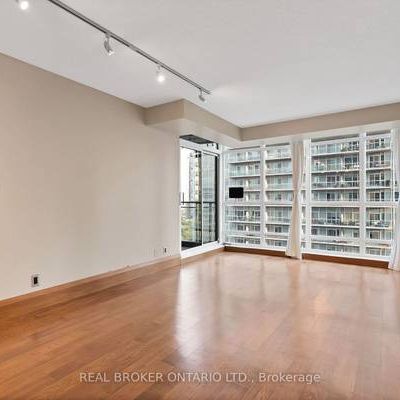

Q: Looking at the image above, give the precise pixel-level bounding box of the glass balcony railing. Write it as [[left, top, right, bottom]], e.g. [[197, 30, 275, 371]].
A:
[[265, 150, 291, 159], [229, 169, 260, 177], [366, 220, 391, 228], [367, 161, 391, 169], [366, 180, 391, 188], [312, 181, 359, 188], [265, 184, 292, 190], [244, 185, 261, 190], [366, 140, 391, 150], [312, 195, 359, 202], [265, 168, 292, 175], [265, 217, 291, 224], [312, 219, 359, 226], [228, 154, 260, 163], [312, 143, 359, 155], [312, 163, 359, 172]]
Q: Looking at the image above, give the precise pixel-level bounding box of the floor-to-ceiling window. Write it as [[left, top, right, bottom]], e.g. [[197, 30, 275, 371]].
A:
[[180, 137, 219, 251], [223, 130, 398, 260], [224, 149, 262, 245]]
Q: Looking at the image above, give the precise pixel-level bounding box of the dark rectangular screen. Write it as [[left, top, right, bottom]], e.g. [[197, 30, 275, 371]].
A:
[[229, 187, 244, 199]]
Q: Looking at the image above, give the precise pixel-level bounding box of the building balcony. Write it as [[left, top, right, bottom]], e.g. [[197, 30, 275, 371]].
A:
[[227, 153, 260, 163], [366, 142, 391, 151], [366, 180, 391, 188], [265, 151, 291, 160], [366, 221, 392, 228], [244, 186, 261, 191], [227, 229, 261, 236], [312, 196, 359, 202], [265, 218, 291, 224], [225, 218, 261, 224], [311, 144, 359, 156], [265, 184, 292, 190], [367, 162, 391, 169], [312, 163, 359, 172], [312, 182, 359, 189], [311, 219, 359, 227], [229, 171, 260, 177], [265, 168, 292, 175]]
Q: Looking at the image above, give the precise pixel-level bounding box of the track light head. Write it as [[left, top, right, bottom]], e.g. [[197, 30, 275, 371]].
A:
[[16, 0, 29, 10], [198, 89, 207, 103], [156, 65, 166, 83], [103, 33, 114, 56]]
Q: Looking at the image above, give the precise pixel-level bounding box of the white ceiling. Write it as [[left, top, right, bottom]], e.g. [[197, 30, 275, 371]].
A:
[[1, 0, 400, 127]]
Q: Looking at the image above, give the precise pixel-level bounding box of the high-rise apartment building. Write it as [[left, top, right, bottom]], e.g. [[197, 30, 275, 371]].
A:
[[224, 130, 397, 259]]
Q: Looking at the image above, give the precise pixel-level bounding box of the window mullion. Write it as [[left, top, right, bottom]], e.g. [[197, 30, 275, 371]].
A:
[[359, 132, 367, 257], [305, 139, 312, 252], [260, 147, 266, 248]]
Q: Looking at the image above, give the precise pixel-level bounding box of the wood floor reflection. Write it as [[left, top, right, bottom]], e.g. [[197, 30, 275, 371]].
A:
[[1, 252, 399, 399]]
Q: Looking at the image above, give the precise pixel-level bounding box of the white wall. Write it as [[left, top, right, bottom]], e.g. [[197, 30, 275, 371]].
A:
[[0, 53, 180, 300]]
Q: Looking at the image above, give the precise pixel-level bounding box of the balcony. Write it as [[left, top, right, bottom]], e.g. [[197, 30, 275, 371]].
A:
[[366, 141, 391, 151], [265, 150, 291, 160], [229, 170, 260, 177], [312, 181, 359, 189], [265, 168, 292, 175], [312, 219, 359, 226], [312, 195, 359, 202], [265, 184, 292, 190], [367, 161, 391, 169], [312, 163, 359, 173], [265, 218, 291, 224], [366, 180, 391, 188], [311, 143, 359, 156], [366, 220, 392, 228], [244, 185, 261, 191], [226, 217, 260, 224]]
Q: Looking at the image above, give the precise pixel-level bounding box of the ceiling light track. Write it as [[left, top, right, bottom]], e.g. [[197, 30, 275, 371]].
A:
[[44, 0, 211, 96]]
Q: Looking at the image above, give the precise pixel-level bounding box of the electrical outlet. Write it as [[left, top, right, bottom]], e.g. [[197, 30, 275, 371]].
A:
[[31, 274, 40, 287]]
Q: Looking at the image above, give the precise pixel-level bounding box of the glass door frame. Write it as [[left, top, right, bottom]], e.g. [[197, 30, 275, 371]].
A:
[[179, 138, 221, 253]]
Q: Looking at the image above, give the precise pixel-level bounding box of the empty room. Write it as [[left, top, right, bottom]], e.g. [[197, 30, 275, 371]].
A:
[[1, 0, 400, 399]]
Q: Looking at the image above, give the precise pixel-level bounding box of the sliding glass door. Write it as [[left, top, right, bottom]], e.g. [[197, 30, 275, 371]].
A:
[[180, 145, 218, 251]]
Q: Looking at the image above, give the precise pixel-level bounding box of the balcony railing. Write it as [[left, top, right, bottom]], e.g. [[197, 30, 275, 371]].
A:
[[366, 220, 392, 228], [265, 218, 291, 224], [229, 170, 260, 177], [312, 143, 359, 155], [312, 196, 359, 202], [312, 163, 359, 172], [226, 216, 260, 223], [265, 151, 290, 159], [312, 181, 359, 188], [228, 155, 260, 163], [366, 141, 391, 150], [366, 180, 391, 188], [312, 219, 359, 226], [265, 168, 292, 175], [265, 184, 292, 190], [244, 185, 261, 190], [367, 161, 391, 169]]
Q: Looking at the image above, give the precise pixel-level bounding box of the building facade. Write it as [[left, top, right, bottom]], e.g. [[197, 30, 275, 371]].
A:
[[224, 130, 397, 259]]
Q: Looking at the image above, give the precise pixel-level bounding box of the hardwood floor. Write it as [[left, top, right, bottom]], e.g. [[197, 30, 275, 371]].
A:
[[1, 252, 400, 399]]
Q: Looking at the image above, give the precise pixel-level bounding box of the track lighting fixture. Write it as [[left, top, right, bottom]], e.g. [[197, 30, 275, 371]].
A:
[[198, 89, 207, 103], [103, 33, 114, 56], [156, 65, 166, 83], [16, 0, 29, 10], [25, 0, 211, 99]]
